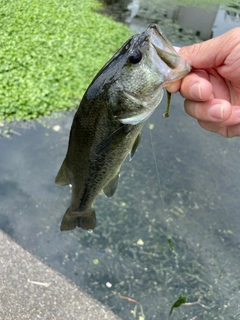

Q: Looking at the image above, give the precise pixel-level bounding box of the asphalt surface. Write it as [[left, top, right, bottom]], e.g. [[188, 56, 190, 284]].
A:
[[0, 230, 121, 320]]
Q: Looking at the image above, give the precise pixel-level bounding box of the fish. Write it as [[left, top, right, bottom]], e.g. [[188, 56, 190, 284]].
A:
[[55, 24, 191, 231]]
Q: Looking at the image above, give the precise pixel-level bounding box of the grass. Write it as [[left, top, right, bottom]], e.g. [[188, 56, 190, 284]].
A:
[[0, 0, 131, 121]]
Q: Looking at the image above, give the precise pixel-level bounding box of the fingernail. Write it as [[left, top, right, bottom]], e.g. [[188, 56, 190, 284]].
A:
[[208, 104, 224, 120], [235, 108, 240, 118], [190, 83, 202, 100]]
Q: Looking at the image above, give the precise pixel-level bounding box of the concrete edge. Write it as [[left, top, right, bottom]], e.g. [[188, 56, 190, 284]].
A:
[[0, 230, 121, 320]]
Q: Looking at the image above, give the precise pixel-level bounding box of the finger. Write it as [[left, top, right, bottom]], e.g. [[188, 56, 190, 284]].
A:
[[180, 71, 213, 101], [198, 121, 240, 138], [184, 99, 232, 122], [178, 28, 240, 69], [173, 46, 180, 53], [198, 120, 225, 134], [211, 105, 240, 127], [166, 69, 212, 95], [166, 80, 181, 93], [225, 123, 240, 138]]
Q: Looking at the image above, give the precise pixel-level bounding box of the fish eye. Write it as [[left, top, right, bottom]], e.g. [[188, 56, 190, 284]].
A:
[[128, 49, 142, 65]]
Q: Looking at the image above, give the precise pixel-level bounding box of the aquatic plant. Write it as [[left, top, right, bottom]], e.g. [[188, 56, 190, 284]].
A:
[[0, 0, 131, 121]]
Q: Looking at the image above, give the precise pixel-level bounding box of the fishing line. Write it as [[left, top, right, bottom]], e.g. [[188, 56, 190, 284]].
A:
[[147, 118, 171, 238], [148, 113, 181, 312]]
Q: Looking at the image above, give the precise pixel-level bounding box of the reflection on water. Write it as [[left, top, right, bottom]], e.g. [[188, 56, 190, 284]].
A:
[[102, 0, 240, 41], [1, 1, 240, 319], [213, 4, 240, 36]]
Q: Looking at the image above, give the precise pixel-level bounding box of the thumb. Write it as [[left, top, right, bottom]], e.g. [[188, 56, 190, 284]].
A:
[[179, 27, 240, 69]]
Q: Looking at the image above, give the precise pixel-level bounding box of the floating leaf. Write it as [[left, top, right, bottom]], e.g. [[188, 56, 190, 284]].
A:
[[168, 237, 175, 251], [148, 123, 154, 130], [169, 294, 187, 317], [137, 239, 144, 246], [92, 259, 99, 265]]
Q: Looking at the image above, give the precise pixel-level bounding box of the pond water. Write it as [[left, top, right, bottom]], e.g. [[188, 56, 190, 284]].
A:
[[1, 1, 240, 319], [102, 0, 240, 41]]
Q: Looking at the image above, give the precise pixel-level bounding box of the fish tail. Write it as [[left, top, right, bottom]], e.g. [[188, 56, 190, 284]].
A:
[[60, 207, 96, 231]]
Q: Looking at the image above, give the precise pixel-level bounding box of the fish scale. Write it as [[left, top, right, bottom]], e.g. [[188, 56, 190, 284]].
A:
[[55, 24, 191, 231]]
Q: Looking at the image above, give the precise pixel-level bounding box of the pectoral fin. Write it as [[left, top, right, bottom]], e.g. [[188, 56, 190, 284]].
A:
[[96, 124, 133, 154], [130, 133, 141, 161], [103, 173, 119, 198], [55, 158, 69, 186]]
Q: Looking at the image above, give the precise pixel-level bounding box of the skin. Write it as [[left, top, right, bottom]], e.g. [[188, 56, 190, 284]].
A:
[[167, 27, 240, 138]]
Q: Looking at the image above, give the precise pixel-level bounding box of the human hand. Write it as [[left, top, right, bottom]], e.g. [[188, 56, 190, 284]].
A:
[[167, 27, 240, 137]]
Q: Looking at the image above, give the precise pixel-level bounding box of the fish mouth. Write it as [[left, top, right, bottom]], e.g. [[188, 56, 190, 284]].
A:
[[147, 24, 191, 84]]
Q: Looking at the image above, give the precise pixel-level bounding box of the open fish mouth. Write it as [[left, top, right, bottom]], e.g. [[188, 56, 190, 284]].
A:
[[148, 24, 191, 83], [118, 25, 191, 126]]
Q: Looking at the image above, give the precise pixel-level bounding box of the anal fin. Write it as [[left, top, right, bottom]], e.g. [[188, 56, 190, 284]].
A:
[[55, 158, 69, 186], [103, 173, 119, 198]]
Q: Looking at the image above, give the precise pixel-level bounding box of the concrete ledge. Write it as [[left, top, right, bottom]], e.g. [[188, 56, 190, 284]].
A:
[[0, 230, 121, 320]]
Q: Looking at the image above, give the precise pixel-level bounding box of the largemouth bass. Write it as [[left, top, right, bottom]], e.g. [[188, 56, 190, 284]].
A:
[[55, 24, 191, 231]]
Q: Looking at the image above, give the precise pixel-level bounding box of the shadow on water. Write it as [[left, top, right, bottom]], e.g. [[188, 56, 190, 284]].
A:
[[1, 1, 240, 319]]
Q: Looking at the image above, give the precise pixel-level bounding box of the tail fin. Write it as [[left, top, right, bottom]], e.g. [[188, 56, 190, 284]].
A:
[[60, 207, 96, 231]]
